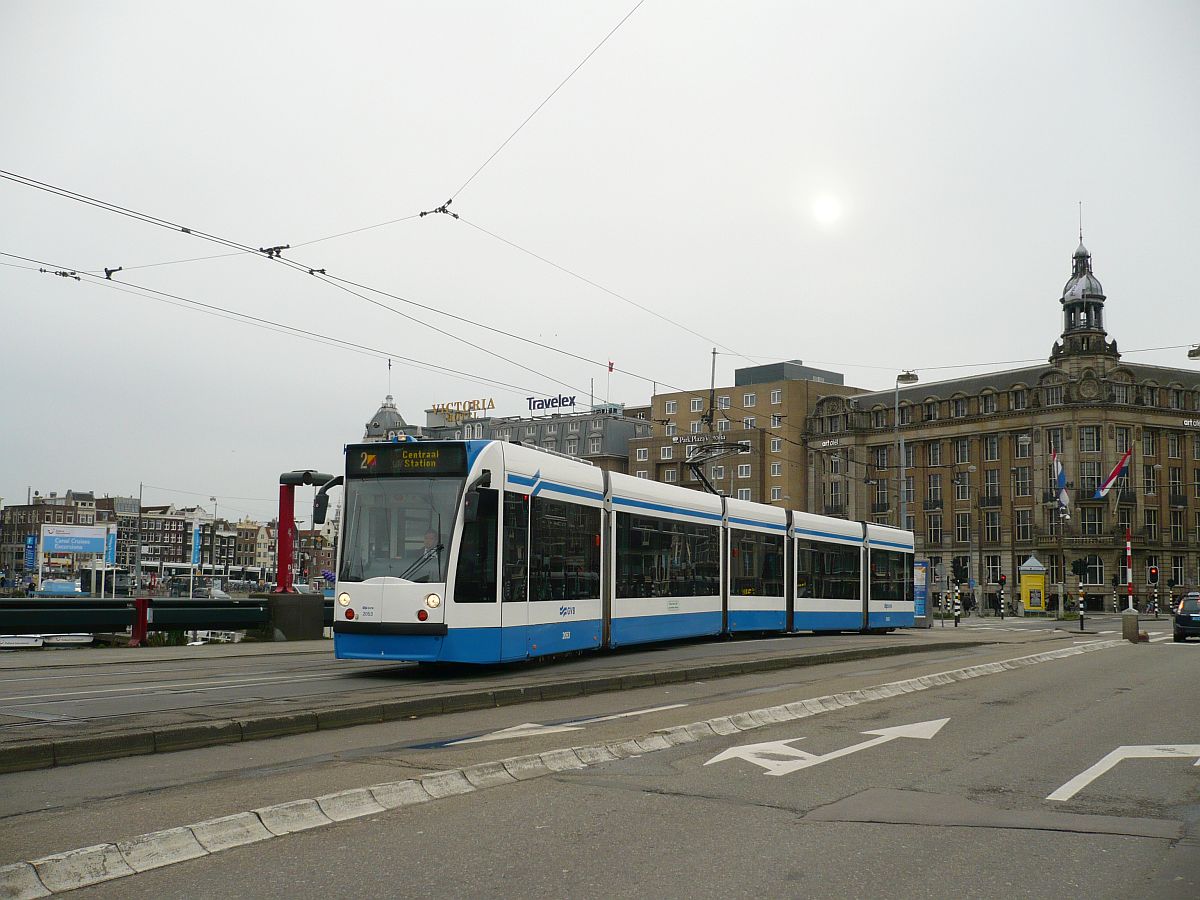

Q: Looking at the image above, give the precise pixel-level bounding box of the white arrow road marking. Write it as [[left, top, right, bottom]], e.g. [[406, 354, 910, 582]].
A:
[[704, 718, 950, 777], [1047, 745, 1200, 801], [449, 704, 689, 745]]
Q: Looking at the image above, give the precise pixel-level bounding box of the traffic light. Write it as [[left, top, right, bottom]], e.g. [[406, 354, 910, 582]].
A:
[[952, 559, 967, 583], [1071, 558, 1087, 578], [1111, 574, 1119, 587], [999, 573, 1007, 587], [1148, 565, 1159, 585], [1167, 578, 1177, 588]]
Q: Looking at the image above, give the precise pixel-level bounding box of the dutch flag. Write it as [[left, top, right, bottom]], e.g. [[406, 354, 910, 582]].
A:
[[1052, 449, 1070, 510], [1094, 449, 1132, 499]]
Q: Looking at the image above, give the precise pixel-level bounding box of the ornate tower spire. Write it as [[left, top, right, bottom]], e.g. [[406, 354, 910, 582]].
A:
[[1050, 236, 1119, 362]]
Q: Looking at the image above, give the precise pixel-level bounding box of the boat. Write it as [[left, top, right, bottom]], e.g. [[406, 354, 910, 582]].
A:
[[0, 635, 44, 650]]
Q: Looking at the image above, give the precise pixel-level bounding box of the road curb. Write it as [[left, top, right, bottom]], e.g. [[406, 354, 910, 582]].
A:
[[0, 640, 994, 775]]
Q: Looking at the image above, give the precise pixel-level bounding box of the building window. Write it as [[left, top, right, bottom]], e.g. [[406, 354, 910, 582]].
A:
[[872, 445, 890, 469], [1015, 509, 1032, 541], [1173, 555, 1186, 586], [927, 473, 942, 502], [904, 475, 915, 504], [875, 479, 889, 506], [589, 437, 602, 454], [1011, 390, 1027, 410], [665, 422, 677, 436], [690, 398, 703, 412], [717, 419, 730, 433], [718, 396, 730, 409], [1116, 426, 1132, 454], [737, 464, 751, 479], [1143, 386, 1159, 407], [1144, 509, 1158, 541], [1113, 383, 1129, 404], [955, 473, 971, 502], [636, 470, 648, 479], [660, 446, 673, 460], [1081, 506, 1103, 536], [770, 462, 782, 477], [983, 435, 999, 461], [664, 468, 678, 483], [1168, 433, 1181, 459], [566, 440, 578, 455], [873, 409, 886, 428], [771, 487, 783, 501], [985, 554, 1001, 583], [690, 420, 702, 434], [1044, 385, 1063, 406], [737, 489, 751, 501], [955, 513, 970, 543], [951, 398, 967, 418], [928, 514, 942, 544], [771, 438, 782, 452], [1079, 426, 1101, 452], [546, 423, 557, 434], [743, 393, 756, 408], [526, 425, 537, 436], [1085, 556, 1104, 586], [569, 422, 580, 433], [770, 389, 782, 404], [1170, 510, 1185, 542], [1144, 465, 1158, 495], [770, 415, 783, 428], [743, 417, 756, 429], [980, 394, 996, 414], [954, 439, 970, 465], [636, 448, 648, 461], [898, 404, 911, 425], [1013, 466, 1031, 496], [1046, 428, 1064, 453], [928, 442, 942, 467], [1170, 389, 1184, 410], [712, 466, 725, 480], [1079, 461, 1101, 495], [664, 400, 677, 414], [925, 401, 939, 421]]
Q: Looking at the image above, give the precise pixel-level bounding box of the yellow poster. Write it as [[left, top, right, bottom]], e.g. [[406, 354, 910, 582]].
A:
[[1021, 573, 1046, 611]]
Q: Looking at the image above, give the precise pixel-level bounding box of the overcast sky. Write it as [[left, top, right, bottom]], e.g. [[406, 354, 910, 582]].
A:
[[2, 0, 1198, 524]]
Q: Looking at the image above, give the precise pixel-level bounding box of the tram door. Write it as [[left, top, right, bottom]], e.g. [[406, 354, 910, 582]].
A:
[[500, 491, 530, 660]]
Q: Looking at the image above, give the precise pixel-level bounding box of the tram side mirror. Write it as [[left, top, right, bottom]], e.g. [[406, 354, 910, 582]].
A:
[[463, 470, 493, 524]]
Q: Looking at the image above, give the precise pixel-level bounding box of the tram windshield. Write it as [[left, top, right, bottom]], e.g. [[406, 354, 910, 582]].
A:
[[338, 476, 463, 583]]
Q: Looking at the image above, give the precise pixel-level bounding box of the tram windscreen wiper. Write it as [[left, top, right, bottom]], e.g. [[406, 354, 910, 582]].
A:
[[398, 544, 443, 581]]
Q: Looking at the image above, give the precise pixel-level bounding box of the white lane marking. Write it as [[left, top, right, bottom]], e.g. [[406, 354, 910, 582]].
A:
[[1149, 634, 1173, 642], [450, 704, 689, 745], [1047, 745, 1200, 801], [577, 703, 688, 724], [704, 718, 949, 776]]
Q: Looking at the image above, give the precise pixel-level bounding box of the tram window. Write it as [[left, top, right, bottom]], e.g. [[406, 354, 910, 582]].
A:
[[729, 529, 785, 597], [795, 539, 861, 600], [529, 497, 601, 601], [502, 492, 528, 603], [870, 549, 912, 603], [453, 489, 498, 603], [615, 513, 721, 598]]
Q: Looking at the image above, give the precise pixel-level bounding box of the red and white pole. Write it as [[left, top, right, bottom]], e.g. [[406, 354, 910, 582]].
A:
[[1125, 527, 1134, 612]]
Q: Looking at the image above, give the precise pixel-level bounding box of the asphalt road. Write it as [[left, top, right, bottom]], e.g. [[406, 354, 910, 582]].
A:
[[3, 624, 1197, 898]]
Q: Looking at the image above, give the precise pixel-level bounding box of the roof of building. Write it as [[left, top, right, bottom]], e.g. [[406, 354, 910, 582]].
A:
[[363, 394, 412, 441]]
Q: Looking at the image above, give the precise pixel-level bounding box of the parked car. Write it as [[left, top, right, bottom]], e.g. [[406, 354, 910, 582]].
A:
[[1173, 592, 1200, 642]]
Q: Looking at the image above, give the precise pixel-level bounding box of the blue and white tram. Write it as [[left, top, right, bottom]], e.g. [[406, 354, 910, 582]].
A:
[[332, 440, 913, 663]]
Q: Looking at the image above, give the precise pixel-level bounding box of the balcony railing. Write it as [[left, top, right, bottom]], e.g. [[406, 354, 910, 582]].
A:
[[871, 501, 891, 514], [979, 494, 1002, 508], [823, 504, 845, 517], [1169, 493, 1188, 508], [923, 498, 943, 511]]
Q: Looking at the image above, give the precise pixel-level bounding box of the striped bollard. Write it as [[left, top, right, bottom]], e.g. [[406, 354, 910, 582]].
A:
[[953, 584, 961, 627]]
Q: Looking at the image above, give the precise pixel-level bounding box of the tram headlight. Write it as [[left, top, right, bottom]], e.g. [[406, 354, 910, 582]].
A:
[[338, 592, 351, 606], [424, 593, 442, 609]]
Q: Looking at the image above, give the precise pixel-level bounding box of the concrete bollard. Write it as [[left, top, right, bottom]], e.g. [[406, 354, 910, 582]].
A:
[[1122, 609, 1140, 643]]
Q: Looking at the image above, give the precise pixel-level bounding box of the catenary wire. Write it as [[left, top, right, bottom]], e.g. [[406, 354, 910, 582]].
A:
[[0, 169, 685, 396], [1, 250, 563, 399], [449, 0, 647, 202]]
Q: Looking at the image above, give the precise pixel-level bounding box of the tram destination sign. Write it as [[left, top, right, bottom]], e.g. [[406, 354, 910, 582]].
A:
[[348, 443, 467, 477]]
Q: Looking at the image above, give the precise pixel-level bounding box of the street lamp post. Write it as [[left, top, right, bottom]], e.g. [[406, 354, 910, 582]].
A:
[[895, 371, 919, 533]]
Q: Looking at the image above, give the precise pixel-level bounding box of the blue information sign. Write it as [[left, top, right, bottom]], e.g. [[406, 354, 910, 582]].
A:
[[191, 522, 201, 565], [24, 535, 36, 570], [913, 560, 929, 618], [105, 530, 117, 564]]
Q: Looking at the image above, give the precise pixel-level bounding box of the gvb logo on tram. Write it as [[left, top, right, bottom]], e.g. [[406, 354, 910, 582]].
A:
[[329, 440, 915, 664]]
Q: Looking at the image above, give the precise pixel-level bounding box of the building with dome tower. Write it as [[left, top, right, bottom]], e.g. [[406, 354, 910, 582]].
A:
[[362, 394, 421, 443], [804, 237, 1200, 615]]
